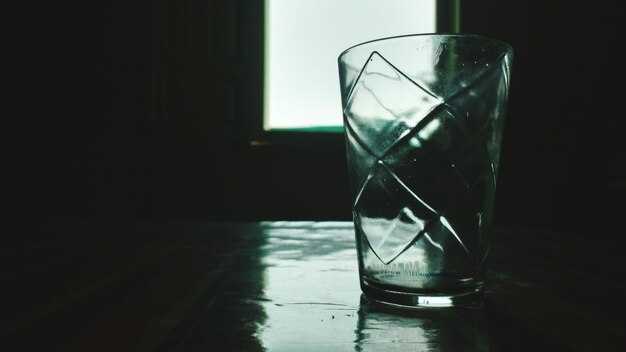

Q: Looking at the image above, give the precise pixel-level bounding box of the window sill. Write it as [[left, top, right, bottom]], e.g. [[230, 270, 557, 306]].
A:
[[248, 127, 344, 147]]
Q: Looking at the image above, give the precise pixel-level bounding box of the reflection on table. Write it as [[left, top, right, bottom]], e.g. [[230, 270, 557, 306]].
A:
[[255, 222, 489, 352], [1, 221, 623, 351]]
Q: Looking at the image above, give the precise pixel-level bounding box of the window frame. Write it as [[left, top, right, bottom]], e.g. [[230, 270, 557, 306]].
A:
[[241, 0, 461, 147]]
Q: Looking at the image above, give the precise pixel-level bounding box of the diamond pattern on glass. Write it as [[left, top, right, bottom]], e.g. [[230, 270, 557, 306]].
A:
[[415, 217, 478, 274], [354, 161, 437, 264], [445, 59, 510, 137], [344, 51, 442, 158], [382, 121, 471, 214], [346, 51, 510, 266]]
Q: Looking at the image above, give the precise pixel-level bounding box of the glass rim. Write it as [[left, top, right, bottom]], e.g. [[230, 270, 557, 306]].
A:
[[337, 33, 514, 62]]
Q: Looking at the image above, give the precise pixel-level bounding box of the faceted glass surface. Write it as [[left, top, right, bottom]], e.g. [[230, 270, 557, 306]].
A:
[[339, 34, 513, 307]]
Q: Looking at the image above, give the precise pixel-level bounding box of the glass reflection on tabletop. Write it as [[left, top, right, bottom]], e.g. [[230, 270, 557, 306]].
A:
[[254, 222, 489, 352], [355, 297, 488, 352]]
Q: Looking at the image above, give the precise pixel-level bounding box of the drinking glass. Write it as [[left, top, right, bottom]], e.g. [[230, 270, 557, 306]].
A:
[[338, 34, 513, 307]]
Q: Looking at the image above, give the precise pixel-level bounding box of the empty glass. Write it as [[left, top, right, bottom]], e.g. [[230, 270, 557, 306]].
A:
[[338, 34, 513, 307]]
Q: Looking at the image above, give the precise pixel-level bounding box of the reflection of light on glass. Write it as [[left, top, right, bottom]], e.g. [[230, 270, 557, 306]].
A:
[[264, 0, 436, 130], [418, 295, 452, 306], [424, 233, 444, 252], [417, 117, 441, 140], [440, 215, 471, 256], [409, 136, 422, 148]]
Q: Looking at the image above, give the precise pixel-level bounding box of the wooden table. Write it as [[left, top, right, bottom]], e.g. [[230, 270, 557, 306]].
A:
[[1, 221, 624, 351]]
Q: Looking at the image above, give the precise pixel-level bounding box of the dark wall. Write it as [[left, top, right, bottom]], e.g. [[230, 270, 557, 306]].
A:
[[2, 1, 351, 222], [3, 2, 158, 220], [462, 1, 625, 236], [3, 2, 624, 236]]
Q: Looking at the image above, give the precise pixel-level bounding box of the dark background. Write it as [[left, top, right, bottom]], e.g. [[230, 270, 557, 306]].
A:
[[2, 1, 624, 239]]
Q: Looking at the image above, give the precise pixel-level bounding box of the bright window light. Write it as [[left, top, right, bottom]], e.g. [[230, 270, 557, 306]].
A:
[[264, 0, 436, 131]]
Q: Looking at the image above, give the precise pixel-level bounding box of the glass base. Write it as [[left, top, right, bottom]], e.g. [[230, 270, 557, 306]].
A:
[[361, 280, 484, 308]]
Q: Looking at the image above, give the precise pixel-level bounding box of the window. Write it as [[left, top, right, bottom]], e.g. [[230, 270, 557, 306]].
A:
[[263, 0, 442, 132]]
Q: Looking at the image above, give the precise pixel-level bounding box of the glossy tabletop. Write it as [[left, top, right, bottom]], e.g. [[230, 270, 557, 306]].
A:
[[1, 221, 624, 351]]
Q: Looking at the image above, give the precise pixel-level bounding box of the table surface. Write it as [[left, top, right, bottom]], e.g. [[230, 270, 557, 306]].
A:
[[1, 221, 624, 351]]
